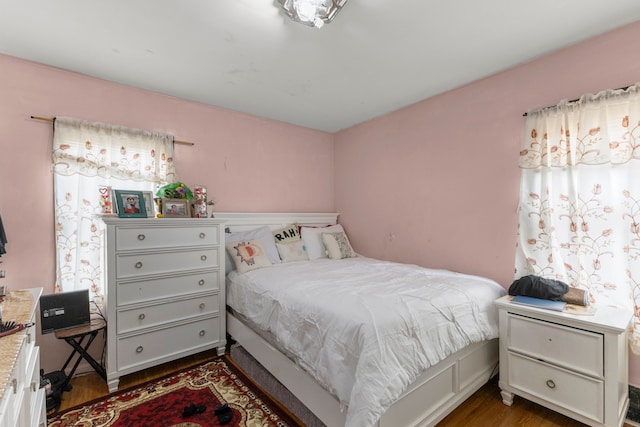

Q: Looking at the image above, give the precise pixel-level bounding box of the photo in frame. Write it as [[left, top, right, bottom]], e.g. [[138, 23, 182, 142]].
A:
[[162, 198, 190, 218], [114, 190, 147, 218], [141, 191, 155, 217]]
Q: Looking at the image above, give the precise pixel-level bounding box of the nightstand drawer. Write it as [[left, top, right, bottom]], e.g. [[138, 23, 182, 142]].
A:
[[116, 271, 220, 305], [508, 352, 603, 423], [116, 248, 219, 278], [115, 224, 221, 250], [508, 313, 603, 377], [117, 294, 220, 334]]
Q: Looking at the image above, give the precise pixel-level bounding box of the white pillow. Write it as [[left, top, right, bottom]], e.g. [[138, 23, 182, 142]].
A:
[[276, 240, 309, 263], [300, 224, 344, 260], [224, 226, 281, 273], [225, 240, 272, 273], [322, 231, 356, 260]]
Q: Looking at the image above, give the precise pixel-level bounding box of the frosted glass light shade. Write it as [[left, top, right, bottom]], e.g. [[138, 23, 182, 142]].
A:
[[278, 0, 348, 28]]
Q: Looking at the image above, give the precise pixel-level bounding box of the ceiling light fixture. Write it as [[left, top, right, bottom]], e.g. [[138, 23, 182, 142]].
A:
[[277, 0, 348, 29]]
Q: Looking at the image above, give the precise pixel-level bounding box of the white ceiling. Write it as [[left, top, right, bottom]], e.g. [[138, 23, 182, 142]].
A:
[[1, 1, 639, 132]]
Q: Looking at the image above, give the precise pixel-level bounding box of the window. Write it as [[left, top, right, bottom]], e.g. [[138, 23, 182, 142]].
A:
[[515, 84, 640, 351], [52, 117, 175, 301]]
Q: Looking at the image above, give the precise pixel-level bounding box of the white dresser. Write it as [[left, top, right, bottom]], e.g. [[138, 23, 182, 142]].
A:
[[102, 218, 226, 392], [495, 295, 632, 427], [0, 288, 47, 427]]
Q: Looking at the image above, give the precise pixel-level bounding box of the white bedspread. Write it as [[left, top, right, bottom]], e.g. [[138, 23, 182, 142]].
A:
[[226, 257, 506, 427]]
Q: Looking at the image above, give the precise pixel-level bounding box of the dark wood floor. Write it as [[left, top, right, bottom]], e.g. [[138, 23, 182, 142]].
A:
[[56, 350, 632, 426]]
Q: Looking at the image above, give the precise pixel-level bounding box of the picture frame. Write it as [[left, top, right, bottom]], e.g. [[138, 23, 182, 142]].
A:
[[111, 191, 119, 215], [141, 191, 155, 217], [162, 198, 190, 218], [114, 190, 147, 218]]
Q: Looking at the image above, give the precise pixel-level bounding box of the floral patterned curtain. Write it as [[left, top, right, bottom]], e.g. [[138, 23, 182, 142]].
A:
[[515, 84, 640, 351], [53, 117, 175, 301]]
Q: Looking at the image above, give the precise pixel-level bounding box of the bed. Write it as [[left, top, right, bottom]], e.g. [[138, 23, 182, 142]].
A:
[[216, 212, 506, 427]]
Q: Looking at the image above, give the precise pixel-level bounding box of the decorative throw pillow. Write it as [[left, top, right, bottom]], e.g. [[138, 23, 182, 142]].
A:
[[225, 240, 272, 273], [300, 224, 344, 260], [276, 240, 309, 263], [322, 231, 356, 260], [272, 224, 301, 244], [225, 226, 281, 273]]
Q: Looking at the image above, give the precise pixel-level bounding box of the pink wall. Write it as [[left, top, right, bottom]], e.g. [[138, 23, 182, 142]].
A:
[[3, 20, 640, 390], [0, 53, 334, 372], [334, 21, 640, 386]]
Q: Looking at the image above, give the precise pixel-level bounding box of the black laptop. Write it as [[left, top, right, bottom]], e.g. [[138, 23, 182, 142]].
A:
[[39, 289, 91, 334]]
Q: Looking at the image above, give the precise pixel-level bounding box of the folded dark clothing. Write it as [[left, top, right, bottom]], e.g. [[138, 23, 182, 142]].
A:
[[508, 275, 568, 301], [509, 275, 590, 306]]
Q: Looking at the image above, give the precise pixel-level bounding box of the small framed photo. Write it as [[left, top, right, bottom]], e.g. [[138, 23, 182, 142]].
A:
[[141, 191, 155, 217], [162, 198, 190, 218], [114, 190, 147, 218]]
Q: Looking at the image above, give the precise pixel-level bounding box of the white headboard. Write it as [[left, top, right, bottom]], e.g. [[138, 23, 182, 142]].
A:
[[214, 212, 339, 233]]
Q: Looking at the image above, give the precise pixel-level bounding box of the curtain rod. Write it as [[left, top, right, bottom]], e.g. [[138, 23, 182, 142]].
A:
[[522, 85, 632, 117], [29, 116, 194, 146]]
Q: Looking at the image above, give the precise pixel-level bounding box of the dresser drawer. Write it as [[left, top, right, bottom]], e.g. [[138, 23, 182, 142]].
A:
[[115, 224, 220, 251], [117, 294, 220, 334], [116, 248, 219, 279], [508, 313, 603, 377], [25, 346, 40, 421], [0, 380, 17, 427], [116, 271, 220, 306], [1, 342, 24, 427], [21, 321, 37, 378], [508, 352, 603, 423], [116, 317, 221, 371]]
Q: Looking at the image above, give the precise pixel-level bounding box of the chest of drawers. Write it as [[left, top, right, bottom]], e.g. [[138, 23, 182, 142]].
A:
[[0, 288, 46, 427], [495, 295, 632, 427], [102, 218, 226, 392]]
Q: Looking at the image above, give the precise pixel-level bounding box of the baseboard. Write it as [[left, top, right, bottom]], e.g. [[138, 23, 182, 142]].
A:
[[628, 385, 640, 424]]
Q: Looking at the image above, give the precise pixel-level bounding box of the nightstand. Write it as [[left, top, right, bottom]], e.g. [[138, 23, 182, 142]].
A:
[[495, 295, 632, 427]]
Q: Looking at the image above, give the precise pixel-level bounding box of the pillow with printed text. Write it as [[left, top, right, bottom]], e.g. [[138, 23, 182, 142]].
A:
[[272, 224, 301, 244]]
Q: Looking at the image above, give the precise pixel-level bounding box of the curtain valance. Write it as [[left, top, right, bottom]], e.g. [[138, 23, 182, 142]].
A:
[[519, 83, 640, 169], [52, 116, 176, 183]]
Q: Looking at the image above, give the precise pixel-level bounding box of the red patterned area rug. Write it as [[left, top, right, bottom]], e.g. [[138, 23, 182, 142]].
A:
[[47, 356, 303, 427]]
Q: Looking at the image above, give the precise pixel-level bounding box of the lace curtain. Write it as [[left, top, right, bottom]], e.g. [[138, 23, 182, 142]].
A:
[[53, 117, 175, 300], [515, 84, 640, 351]]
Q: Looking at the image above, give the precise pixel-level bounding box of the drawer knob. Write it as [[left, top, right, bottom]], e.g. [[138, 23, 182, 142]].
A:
[[138, 234, 146, 241], [199, 303, 205, 310], [201, 255, 207, 261], [199, 330, 206, 337], [199, 232, 206, 239], [31, 382, 37, 392], [12, 378, 17, 394], [135, 261, 143, 269], [136, 346, 144, 353], [198, 279, 205, 286], [138, 313, 146, 320], [546, 379, 556, 389]]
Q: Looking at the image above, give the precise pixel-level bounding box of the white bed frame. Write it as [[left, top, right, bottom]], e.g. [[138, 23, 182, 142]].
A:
[[216, 212, 499, 427]]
